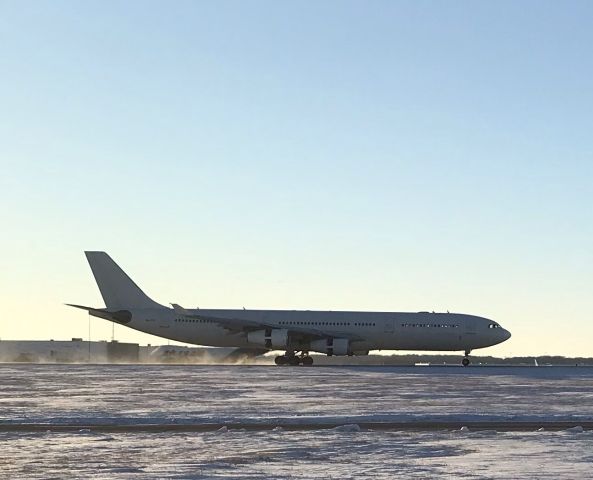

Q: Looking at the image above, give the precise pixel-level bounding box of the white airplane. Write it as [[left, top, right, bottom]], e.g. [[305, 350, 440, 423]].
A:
[[68, 252, 511, 366]]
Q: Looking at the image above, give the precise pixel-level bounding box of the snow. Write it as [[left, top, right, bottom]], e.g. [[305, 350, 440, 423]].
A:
[[330, 423, 361, 432], [1, 364, 593, 478]]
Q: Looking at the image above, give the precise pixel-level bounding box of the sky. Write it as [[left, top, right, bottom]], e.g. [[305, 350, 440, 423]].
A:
[[1, 1, 592, 357]]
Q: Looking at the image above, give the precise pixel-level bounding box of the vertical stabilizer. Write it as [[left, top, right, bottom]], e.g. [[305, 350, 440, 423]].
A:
[[85, 251, 163, 309]]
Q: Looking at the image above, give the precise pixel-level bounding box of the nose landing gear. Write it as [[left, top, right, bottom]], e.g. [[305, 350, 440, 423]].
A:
[[462, 350, 471, 367]]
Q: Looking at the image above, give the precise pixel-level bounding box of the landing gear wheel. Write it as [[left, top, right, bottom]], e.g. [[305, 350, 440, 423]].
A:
[[301, 356, 314, 366], [275, 355, 287, 366], [288, 355, 301, 366], [462, 357, 470, 367]]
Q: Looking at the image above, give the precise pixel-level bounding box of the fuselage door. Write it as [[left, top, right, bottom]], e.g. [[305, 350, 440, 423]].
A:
[[384, 318, 395, 334], [465, 317, 477, 335]]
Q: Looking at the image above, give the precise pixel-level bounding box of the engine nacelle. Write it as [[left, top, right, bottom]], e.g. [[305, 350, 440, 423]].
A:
[[247, 328, 289, 349], [310, 338, 350, 356]]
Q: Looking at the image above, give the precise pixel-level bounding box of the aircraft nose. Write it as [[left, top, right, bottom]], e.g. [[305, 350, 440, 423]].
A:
[[502, 329, 511, 341]]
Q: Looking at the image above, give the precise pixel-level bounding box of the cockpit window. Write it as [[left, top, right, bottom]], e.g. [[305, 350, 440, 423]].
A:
[[488, 323, 501, 329]]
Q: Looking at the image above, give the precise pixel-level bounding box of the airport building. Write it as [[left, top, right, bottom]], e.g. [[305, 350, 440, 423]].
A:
[[0, 339, 139, 363], [0, 339, 245, 363]]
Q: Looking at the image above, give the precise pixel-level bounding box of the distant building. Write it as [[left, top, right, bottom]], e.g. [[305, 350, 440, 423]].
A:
[[0, 339, 139, 363], [139, 345, 244, 363], [0, 340, 248, 364]]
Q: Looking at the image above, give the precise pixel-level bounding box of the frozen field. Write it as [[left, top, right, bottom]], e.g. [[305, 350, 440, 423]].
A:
[[1, 364, 593, 478]]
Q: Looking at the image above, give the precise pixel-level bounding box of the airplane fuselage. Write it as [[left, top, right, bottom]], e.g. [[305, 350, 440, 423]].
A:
[[71, 251, 512, 365], [103, 307, 511, 354]]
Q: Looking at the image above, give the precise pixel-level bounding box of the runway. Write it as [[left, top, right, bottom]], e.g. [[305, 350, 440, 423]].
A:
[[2, 420, 592, 433]]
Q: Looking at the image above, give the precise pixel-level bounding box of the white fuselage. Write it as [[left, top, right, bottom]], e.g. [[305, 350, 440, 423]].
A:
[[76, 251, 511, 358], [107, 307, 511, 354]]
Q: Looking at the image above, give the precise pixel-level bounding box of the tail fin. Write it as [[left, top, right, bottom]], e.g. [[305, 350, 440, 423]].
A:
[[85, 251, 164, 309]]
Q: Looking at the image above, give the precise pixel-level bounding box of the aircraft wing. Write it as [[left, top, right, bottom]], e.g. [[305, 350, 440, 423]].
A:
[[171, 304, 363, 341]]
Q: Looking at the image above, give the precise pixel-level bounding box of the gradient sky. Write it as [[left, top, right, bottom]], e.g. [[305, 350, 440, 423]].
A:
[[1, 1, 592, 356]]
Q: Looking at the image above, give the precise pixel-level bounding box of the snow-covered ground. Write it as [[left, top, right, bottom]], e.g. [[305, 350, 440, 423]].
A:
[[1, 365, 593, 478], [4, 428, 593, 479]]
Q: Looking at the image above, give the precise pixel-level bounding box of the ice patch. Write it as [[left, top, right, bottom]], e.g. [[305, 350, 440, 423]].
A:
[[331, 424, 361, 433], [108, 467, 144, 473], [565, 426, 584, 433]]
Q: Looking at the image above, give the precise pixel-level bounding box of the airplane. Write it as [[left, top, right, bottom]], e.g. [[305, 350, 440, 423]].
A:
[[68, 251, 511, 366]]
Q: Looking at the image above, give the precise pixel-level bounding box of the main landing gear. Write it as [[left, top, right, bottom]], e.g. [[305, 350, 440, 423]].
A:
[[462, 350, 471, 367], [274, 351, 314, 366]]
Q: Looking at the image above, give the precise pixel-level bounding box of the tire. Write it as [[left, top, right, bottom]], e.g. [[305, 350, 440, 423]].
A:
[[288, 356, 301, 366], [275, 355, 287, 366], [302, 356, 314, 366], [462, 358, 470, 367]]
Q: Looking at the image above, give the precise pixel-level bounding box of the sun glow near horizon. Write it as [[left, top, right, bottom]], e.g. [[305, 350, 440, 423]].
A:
[[1, 1, 592, 357]]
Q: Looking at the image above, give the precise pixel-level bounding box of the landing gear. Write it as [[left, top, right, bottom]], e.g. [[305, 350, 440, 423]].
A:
[[288, 355, 301, 366], [462, 349, 471, 367], [274, 351, 314, 366], [274, 355, 287, 366], [301, 355, 314, 366]]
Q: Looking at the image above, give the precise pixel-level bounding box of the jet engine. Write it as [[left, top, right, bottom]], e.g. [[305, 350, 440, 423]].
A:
[[310, 338, 350, 356], [247, 328, 289, 349]]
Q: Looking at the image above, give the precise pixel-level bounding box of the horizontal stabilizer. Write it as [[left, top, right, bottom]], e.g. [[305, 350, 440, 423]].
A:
[[66, 303, 104, 313], [65, 304, 132, 324], [65, 303, 113, 321]]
